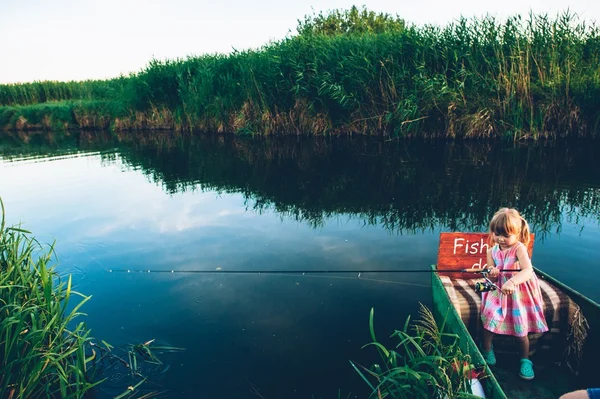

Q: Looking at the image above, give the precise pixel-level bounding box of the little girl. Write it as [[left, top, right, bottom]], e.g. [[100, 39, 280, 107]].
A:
[[480, 208, 548, 380]]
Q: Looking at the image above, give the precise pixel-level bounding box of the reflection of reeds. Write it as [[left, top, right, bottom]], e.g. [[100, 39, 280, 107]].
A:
[[108, 133, 599, 236], [1, 11, 599, 139], [351, 305, 476, 398], [2, 132, 599, 236]]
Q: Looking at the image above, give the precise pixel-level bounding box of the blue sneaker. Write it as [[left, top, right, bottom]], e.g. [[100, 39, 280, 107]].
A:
[[481, 346, 496, 366], [519, 358, 535, 380]]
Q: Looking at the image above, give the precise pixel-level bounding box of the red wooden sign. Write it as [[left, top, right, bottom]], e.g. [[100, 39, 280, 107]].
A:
[[437, 232, 534, 279]]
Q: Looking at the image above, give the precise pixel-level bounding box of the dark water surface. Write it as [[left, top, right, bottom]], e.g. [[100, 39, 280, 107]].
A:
[[1, 132, 599, 398]]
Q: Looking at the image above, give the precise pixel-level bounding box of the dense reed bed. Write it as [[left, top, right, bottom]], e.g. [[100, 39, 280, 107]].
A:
[[0, 79, 128, 107], [1, 8, 599, 139]]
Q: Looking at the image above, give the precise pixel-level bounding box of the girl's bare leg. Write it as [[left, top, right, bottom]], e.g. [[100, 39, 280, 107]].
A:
[[516, 335, 530, 358], [482, 328, 494, 351]]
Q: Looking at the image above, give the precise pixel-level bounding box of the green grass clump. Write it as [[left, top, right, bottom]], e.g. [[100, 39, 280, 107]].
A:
[[352, 305, 482, 398], [0, 199, 100, 398], [0, 100, 127, 131]]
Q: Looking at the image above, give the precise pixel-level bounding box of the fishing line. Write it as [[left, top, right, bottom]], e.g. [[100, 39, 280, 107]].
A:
[[346, 276, 432, 288], [106, 268, 434, 288], [269, 270, 433, 288]]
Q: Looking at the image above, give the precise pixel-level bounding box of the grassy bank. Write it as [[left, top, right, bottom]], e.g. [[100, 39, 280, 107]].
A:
[[1, 8, 599, 139]]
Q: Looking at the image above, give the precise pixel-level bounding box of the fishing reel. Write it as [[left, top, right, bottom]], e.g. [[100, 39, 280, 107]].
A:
[[474, 280, 497, 293], [471, 268, 501, 293]]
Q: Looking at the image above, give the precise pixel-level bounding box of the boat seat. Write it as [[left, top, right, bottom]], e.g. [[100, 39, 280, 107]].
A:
[[439, 274, 584, 360]]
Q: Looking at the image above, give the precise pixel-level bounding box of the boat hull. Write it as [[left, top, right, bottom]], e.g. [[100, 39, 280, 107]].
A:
[[431, 264, 600, 399]]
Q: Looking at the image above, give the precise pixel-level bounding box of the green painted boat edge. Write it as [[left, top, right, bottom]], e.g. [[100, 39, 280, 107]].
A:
[[430, 264, 507, 399], [533, 266, 600, 309]]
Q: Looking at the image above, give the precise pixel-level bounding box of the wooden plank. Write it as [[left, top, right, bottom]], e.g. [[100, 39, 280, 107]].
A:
[[437, 232, 534, 279]]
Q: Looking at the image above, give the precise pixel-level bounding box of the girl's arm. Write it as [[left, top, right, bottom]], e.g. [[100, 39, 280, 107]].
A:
[[507, 244, 534, 285], [486, 249, 499, 278]]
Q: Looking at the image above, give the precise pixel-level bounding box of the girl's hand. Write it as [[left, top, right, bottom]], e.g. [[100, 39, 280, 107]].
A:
[[488, 267, 499, 277], [501, 279, 516, 295]]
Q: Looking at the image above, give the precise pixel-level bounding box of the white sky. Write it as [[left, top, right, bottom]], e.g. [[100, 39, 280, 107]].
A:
[[1, 0, 598, 84]]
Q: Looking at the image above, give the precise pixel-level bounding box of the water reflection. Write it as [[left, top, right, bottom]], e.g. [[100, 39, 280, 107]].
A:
[[1, 131, 599, 398], [3, 131, 598, 237]]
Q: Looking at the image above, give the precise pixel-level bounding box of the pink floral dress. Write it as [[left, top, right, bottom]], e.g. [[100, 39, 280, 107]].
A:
[[480, 242, 548, 337]]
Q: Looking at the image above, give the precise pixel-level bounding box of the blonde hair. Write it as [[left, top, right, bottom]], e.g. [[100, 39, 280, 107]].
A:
[[488, 207, 531, 246]]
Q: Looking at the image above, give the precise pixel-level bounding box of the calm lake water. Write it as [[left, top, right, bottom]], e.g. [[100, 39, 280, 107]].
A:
[[1, 131, 599, 398]]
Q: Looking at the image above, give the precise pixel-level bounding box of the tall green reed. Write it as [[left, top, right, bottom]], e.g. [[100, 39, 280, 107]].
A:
[[352, 305, 481, 398], [0, 198, 100, 398], [0, 198, 183, 398]]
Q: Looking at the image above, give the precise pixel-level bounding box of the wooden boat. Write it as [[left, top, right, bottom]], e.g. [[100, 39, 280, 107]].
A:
[[431, 233, 600, 399]]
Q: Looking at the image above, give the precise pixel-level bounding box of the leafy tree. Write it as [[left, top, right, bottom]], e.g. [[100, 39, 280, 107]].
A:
[[296, 5, 406, 36]]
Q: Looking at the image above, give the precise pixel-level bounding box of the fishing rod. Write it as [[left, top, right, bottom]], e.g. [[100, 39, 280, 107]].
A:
[[107, 267, 520, 275], [107, 267, 520, 292]]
